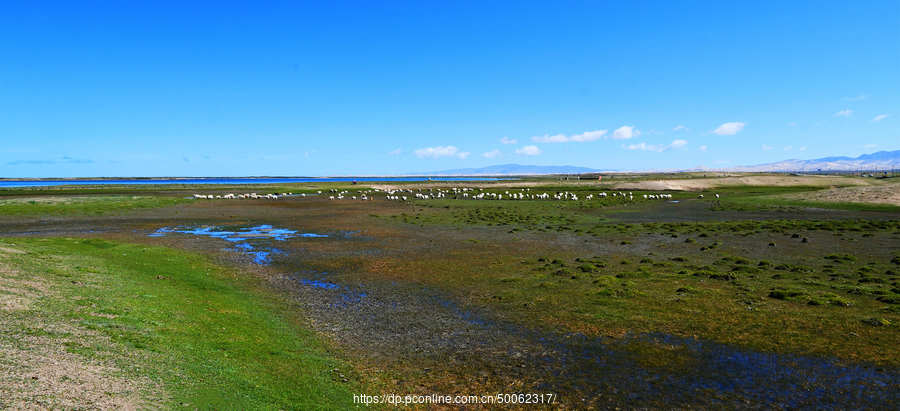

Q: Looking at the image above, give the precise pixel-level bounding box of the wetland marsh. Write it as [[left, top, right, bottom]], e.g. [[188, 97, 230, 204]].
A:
[[1, 175, 898, 408]]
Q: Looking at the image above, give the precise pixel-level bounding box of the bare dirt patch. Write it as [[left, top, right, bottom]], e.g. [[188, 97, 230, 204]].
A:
[[608, 175, 875, 191], [782, 181, 900, 206], [0, 253, 160, 409], [0, 335, 146, 410]]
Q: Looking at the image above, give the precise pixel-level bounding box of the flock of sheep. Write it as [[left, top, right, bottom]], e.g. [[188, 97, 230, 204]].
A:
[[189, 188, 703, 203], [192, 192, 300, 200]]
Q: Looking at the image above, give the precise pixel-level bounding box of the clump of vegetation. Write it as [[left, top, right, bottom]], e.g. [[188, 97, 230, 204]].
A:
[[708, 272, 737, 281], [768, 287, 807, 301], [700, 241, 720, 251], [876, 295, 900, 305], [578, 263, 598, 273], [861, 317, 892, 327], [825, 254, 857, 263]]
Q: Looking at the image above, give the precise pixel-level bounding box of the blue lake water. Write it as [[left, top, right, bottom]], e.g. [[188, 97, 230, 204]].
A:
[[148, 224, 325, 265], [0, 177, 511, 188]]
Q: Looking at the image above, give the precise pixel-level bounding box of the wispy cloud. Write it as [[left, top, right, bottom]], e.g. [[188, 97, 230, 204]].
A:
[[414, 146, 470, 159], [872, 114, 889, 122], [624, 139, 687, 152], [834, 109, 853, 117], [482, 149, 501, 158], [531, 129, 608, 143], [673, 125, 688, 131], [864, 143, 878, 149], [762, 144, 773, 151], [612, 125, 639, 140], [388, 148, 403, 155], [787, 121, 797, 127], [515, 145, 541, 156], [698, 145, 708, 152], [842, 94, 868, 102], [713, 122, 745, 136], [7, 156, 94, 166], [500, 137, 517, 145], [531, 134, 568, 143]]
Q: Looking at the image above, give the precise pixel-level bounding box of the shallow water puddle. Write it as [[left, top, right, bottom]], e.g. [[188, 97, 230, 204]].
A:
[[300, 280, 898, 407], [293, 271, 368, 307], [148, 224, 326, 265]]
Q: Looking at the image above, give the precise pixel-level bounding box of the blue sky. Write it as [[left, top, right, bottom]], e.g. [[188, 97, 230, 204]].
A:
[[2, 1, 898, 177]]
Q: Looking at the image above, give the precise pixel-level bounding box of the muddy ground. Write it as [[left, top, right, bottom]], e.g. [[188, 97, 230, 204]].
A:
[[2, 196, 899, 408]]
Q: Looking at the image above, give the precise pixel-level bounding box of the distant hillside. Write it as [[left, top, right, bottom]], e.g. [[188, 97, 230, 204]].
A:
[[412, 150, 900, 176], [415, 163, 604, 176], [733, 150, 900, 172]]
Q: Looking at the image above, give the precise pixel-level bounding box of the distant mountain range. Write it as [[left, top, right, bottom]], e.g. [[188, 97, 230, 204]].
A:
[[415, 150, 900, 175], [731, 150, 900, 172]]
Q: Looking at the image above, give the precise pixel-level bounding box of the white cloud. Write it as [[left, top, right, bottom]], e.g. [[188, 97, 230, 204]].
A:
[[798, 146, 807, 151], [842, 94, 868, 102], [762, 144, 773, 151], [531, 129, 607, 143], [612, 125, 639, 140], [624, 142, 657, 151], [624, 139, 688, 152], [482, 149, 501, 159], [834, 109, 853, 117], [784, 145, 793, 151], [872, 114, 889, 122], [500, 136, 518, 144], [388, 148, 403, 155], [673, 125, 688, 131], [571, 130, 608, 142], [531, 134, 568, 143], [414, 145, 470, 159], [713, 122, 745, 136], [698, 145, 708, 152], [515, 145, 541, 156]]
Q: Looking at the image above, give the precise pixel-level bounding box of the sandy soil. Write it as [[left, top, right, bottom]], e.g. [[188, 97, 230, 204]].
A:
[[608, 175, 877, 191], [0, 254, 158, 409], [783, 181, 900, 206]]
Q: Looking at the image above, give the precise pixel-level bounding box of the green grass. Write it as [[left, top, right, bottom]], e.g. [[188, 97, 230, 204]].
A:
[[391, 241, 899, 366], [369, 197, 900, 366], [0, 195, 190, 216], [1, 237, 361, 409]]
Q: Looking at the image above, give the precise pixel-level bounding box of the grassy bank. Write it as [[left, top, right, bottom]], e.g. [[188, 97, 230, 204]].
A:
[[0, 237, 360, 409], [0, 195, 190, 216]]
